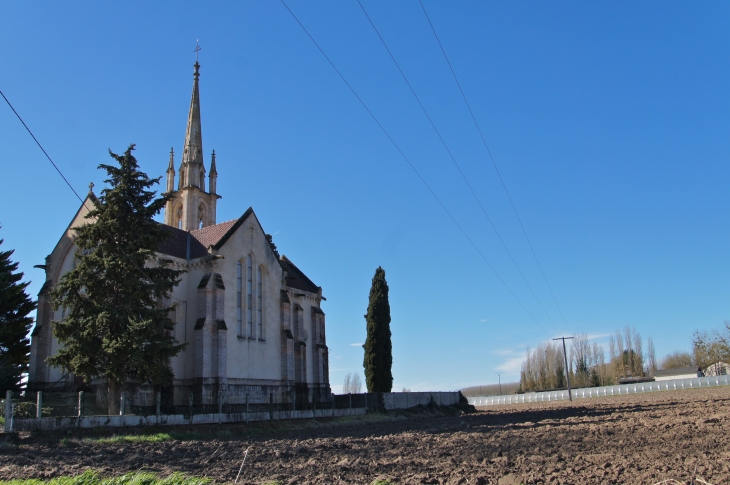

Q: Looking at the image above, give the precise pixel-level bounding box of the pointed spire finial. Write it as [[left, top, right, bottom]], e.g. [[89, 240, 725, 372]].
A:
[[88, 182, 94, 194], [168, 148, 175, 172], [210, 149, 217, 175], [194, 41, 201, 79]]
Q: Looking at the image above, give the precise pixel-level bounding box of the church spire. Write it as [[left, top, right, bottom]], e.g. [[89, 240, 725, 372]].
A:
[[166, 148, 175, 193], [181, 59, 204, 187], [164, 47, 220, 231], [209, 150, 218, 194]]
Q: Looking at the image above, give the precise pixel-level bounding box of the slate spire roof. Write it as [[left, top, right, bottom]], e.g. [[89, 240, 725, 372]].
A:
[[182, 61, 203, 168]]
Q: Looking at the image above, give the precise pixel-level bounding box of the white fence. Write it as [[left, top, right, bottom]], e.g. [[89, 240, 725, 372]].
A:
[[469, 375, 730, 407]]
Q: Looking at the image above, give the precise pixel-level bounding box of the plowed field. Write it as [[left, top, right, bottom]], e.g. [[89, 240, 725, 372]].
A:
[[2, 386, 729, 484]]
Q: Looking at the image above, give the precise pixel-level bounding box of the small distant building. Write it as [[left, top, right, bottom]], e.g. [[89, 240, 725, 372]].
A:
[[653, 367, 698, 381], [703, 362, 729, 377]]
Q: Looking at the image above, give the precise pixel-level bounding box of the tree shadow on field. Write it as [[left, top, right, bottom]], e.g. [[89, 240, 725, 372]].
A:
[[454, 400, 692, 435]]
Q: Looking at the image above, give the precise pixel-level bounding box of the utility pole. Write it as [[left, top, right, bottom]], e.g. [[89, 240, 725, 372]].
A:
[[553, 337, 574, 402], [497, 372, 502, 396]]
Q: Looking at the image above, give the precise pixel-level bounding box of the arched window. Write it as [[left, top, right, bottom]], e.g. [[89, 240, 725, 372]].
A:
[[246, 255, 253, 338], [198, 205, 205, 229], [257, 266, 263, 339], [236, 261, 243, 337], [199, 169, 205, 191], [177, 207, 183, 229]]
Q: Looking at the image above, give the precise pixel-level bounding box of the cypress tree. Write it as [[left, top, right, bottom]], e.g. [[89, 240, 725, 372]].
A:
[[0, 232, 36, 394], [363, 266, 392, 392], [49, 145, 184, 413]]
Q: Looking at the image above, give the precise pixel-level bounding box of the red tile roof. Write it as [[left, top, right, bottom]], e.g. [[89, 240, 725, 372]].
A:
[[190, 219, 238, 248]]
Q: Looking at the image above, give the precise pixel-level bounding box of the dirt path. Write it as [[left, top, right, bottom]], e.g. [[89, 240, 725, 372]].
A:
[[2, 386, 729, 484]]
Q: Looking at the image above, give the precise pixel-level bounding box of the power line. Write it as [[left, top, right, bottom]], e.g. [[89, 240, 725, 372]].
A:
[[356, 0, 561, 335], [418, 0, 571, 334], [0, 90, 84, 203], [0, 88, 187, 309], [278, 0, 551, 337]]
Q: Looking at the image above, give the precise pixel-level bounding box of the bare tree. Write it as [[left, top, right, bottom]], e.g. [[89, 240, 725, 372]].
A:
[[351, 373, 362, 393], [659, 350, 694, 369], [624, 326, 635, 376], [520, 341, 570, 392], [343, 373, 353, 394], [693, 330, 729, 375], [647, 336, 657, 376], [615, 330, 626, 378], [608, 335, 618, 382]]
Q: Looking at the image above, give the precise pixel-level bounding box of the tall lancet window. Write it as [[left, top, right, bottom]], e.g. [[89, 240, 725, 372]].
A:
[[177, 208, 183, 230], [257, 267, 263, 339], [236, 261, 243, 337], [246, 255, 253, 338], [199, 169, 205, 191]]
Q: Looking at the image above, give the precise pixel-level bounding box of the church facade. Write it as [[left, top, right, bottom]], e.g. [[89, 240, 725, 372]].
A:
[[28, 61, 331, 407]]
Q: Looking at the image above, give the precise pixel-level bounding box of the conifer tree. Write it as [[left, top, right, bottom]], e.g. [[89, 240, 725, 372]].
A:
[[49, 145, 184, 413], [0, 232, 36, 394], [363, 266, 392, 392]]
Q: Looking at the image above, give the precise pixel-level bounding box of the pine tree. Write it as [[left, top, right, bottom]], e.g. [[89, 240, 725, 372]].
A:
[[0, 233, 36, 394], [49, 145, 184, 413], [363, 266, 392, 392]]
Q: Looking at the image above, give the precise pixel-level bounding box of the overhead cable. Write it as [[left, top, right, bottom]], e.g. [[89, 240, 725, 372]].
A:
[[357, 0, 561, 335], [418, 0, 571, 333], [278, 0, 551, 337]]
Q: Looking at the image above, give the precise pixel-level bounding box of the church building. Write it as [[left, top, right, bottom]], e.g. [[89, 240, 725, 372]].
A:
[[28, 60, 331, 407]]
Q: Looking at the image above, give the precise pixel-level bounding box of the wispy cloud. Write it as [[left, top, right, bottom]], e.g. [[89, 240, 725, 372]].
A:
[[491, 348, 519, 356], [349, 343, 363, 347], [480, 319, 488, 323], [587, 332, 613, 341], [496, 356, 524, 374]]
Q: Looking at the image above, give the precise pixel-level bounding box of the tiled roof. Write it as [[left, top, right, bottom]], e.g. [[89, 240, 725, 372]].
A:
[[156, 209, 255, 260], [157, 209, 320, 302], [190, 219, 238, 248], [280, 255, 320, 294], [158, 225, 208, 259], [653, 366, 698, 377]]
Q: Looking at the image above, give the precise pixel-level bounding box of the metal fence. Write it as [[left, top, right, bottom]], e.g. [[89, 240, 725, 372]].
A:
[[468, 374, 730, 407], [4, 390, 459, 432]]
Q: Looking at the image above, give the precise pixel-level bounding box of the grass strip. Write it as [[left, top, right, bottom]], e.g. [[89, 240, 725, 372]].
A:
[[84, 433, 173, 444], [0, 470, 209, 485]]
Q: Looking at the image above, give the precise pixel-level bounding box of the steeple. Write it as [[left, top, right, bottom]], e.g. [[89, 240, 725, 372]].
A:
[[166, 148, 175, 193], [163, 47, 220, 232], [209, 150, 218, 194], [181, 61, 204, 189]]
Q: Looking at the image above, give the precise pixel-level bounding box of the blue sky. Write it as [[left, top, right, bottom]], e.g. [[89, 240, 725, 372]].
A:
[[2, 1, 729, 392]]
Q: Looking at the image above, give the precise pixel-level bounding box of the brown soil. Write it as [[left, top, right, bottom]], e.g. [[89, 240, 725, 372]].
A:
[[2, 386, 730, 484]]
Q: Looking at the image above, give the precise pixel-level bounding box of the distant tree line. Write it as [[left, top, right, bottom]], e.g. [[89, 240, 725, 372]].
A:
[[519, 327, 657, 392]]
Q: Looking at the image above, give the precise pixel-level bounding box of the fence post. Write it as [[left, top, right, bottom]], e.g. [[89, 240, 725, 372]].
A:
[[120, 393, 125, 416], [269, 393, 273, 421], [4, 390, 12, 432], [218, 391, 223, 425], [245, 394, 249, 423], [36, 391, 43, 419], [349, 393, 352, 412], [332, 396, 335, 418], [78, 391, 84, 417], [156, 391, 161, 416], [188, 393, 193, 422]]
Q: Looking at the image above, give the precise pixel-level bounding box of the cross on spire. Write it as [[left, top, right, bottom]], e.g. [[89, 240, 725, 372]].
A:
[[194, 40, 201, 62]]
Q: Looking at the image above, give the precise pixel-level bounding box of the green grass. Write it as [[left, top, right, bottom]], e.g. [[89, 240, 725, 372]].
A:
[[0, 470, 209, 485], [86, 433, 173, 445]]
